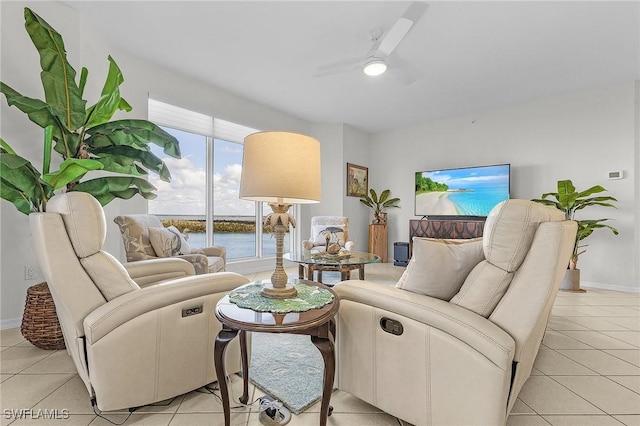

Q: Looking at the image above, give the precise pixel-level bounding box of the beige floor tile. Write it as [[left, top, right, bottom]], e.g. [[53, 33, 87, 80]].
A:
[[247, 411, 402, 426], [533, 349, 597, 375], [305, 390, 382, 414], [598, 307, 640, 317], [517, 376, 603, 415], [22, 351, 76, 374], [1, 374, 14, 383], [605, 350, 640, 367], [0, 328, 25, 347], [553, 376, 640, 415], [541, 331, 593, 350], [170, 412, 246, 425], [0, 346, 52, 374], [177, 377, 253, 413], [33, 375, 95, 415], [564, 317, 630, 331], [0, 374, 74, 412], [530, 367, 544, 376], [542, 415, 625, 425], [605, 318, 640, 331], [551, 306, 593, 317], [569, 306, 628, 317], [546, 317, 589, 331], [134, 396, 186, 414], [558, 331, 637, 350], [506, 415, 550, 426], [601, 331, 640, 347], [90, 413, 173, 426], [511, 399, 536, 414], [8, 414, 95, 426], [607, 376, 640, 394], [614, 414, 640, 426], [557, 349, 640, 375]]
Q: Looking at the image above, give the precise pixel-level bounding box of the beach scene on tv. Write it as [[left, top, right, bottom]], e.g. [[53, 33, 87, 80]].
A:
[[415, 164, 510, 216]]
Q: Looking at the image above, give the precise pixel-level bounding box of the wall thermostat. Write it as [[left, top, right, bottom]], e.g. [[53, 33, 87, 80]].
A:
[[608, 171, 624, 180]]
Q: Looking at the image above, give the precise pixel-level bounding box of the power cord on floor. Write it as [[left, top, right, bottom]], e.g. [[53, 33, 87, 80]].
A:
[[91, 395, 179, 425]]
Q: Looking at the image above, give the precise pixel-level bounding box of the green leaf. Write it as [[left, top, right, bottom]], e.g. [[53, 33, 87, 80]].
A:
[[91, 145, 170, 181], [85, 56, 131, 128], [85, 119, 181, 158], [0, 150, 53, 214], [24, 7, 86, 130], [42, 158, 104, 189], [379, 189, 390, 203], [0, 82, 62, 137], [71, 176, 157, 205]]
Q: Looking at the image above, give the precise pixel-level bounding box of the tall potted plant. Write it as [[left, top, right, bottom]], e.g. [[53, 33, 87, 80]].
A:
[[1, 8, 180, 215], [359, 188, 400, 224], [532, 179, 618, 292], [1, 8, 181, 349]]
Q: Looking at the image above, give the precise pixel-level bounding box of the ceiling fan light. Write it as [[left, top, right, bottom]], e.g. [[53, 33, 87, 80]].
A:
[[364, 58, 387, 76]]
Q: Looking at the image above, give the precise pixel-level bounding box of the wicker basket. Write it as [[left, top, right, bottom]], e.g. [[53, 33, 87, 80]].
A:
[[21, 282, 65, 350]]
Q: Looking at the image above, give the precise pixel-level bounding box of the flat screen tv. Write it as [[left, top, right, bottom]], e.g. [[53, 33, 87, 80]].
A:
[[415, 164, 510, 218]]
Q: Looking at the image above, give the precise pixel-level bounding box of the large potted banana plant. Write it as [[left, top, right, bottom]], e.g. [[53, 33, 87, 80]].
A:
[[0, 8, 181, 349], [1, 7, 181, 214], [532, 179, 618, 292]]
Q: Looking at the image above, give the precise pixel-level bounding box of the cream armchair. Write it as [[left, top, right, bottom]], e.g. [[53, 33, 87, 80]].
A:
[[334, 200, 577, 426], [30, 192, 249, 411], [113, 214, 226, 274], [302, 216, 355, 252]]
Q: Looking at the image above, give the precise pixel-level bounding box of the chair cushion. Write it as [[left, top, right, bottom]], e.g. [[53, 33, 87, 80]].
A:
[[113, 215, 163, 261], [396, 237, 484, 300], [311, 224, 347, 246], [450, 199, 565, 317], [148, 226, 191, 257], [46, 192, 106, 259]]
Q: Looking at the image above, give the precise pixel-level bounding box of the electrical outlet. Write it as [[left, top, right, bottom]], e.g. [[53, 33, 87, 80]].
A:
[[24, 265, 36, 280]]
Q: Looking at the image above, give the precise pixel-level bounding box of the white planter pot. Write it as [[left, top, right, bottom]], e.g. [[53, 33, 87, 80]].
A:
[[560, 269, 586, 293]]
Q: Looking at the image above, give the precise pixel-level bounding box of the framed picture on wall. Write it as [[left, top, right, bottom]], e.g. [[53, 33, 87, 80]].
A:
[[346, 163, 368, 197]]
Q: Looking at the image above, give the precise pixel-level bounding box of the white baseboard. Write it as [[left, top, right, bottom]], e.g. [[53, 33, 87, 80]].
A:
[[580, 281, 640, 294], [1, 317, 22, 331]]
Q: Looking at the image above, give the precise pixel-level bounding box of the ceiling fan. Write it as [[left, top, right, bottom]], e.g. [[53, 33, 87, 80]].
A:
[[314, 2, 428, 84]]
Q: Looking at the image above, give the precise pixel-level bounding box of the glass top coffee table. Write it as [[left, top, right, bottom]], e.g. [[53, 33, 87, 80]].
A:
[[284, 251, 380, 284]]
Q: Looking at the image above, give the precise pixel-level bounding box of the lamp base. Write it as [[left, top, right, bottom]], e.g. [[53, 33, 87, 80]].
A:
[[260, 283, 298, 299]]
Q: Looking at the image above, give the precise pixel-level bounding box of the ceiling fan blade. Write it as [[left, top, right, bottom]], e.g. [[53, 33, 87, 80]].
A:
[[377, 2, 428, 57], [316, 56, 363, 72], [313, 62, 361, 78], [390, 54, 425, 86]]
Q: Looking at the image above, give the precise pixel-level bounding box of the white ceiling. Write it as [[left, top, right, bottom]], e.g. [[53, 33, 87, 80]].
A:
[[64, 1, 639, 133]]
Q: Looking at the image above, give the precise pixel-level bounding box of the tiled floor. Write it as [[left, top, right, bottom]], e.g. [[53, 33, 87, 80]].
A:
[[1, 263, 638, 426]]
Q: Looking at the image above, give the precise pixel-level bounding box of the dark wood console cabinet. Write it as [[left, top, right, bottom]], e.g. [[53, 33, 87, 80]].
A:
[[409, 219, 485, 257]]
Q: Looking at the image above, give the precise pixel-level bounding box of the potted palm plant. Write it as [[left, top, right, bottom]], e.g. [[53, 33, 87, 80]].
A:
[[532, 179, 618, 292], [1, 8, 181, 349], [359, 188, 400, 224]]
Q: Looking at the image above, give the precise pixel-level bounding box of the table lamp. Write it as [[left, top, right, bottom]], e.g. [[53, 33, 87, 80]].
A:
[[239, 131, 321, 298]]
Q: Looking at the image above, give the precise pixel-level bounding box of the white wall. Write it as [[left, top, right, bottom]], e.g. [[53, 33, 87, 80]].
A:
[[370, 82, 639, 292]]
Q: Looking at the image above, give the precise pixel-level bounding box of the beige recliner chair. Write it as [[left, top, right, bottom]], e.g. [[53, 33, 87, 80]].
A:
[[334, 199, 577, 426], [113, 214, 226, 274], [30, 192, 250, 411]]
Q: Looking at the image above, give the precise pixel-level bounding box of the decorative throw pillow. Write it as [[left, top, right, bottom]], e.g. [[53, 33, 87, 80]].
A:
[[148, 226, 191, 257], [311, 225, 346, 246], [396, 237, 485, 300]]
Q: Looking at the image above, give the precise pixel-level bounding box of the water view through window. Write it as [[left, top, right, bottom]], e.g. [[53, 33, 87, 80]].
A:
[[149, 126, 289, 260]]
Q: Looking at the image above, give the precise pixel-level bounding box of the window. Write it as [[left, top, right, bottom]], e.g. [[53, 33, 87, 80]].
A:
[[147, 99, 293, 261]]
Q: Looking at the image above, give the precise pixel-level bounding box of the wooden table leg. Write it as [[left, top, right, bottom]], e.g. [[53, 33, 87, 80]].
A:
[[311, 331, 335, 426], [214, 327, 239, 426], [238, 330, 249, 404], [359, 264, 365, 280], [298, 264, 304, 279]]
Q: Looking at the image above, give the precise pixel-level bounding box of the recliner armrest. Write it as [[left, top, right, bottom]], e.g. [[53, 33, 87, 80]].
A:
[[334, 280, 515, 370], [194, 246, 226, 260], [84, 272, 250, 345], [124, 258, 195, 286]]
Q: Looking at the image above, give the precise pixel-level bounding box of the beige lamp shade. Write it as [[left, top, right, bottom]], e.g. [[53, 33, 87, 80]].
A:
[[239, 131, 321, 204]]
